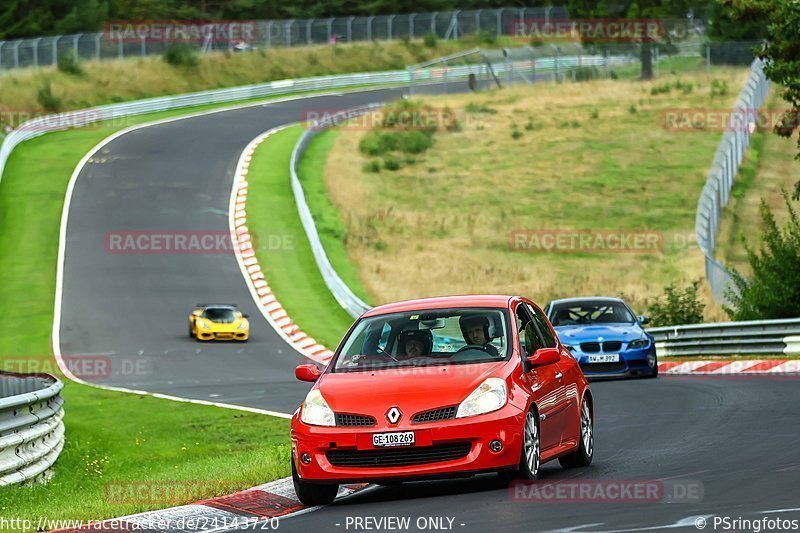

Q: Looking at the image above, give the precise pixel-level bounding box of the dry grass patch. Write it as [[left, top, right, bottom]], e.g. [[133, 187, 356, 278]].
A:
[[325, 69, 751, 320]]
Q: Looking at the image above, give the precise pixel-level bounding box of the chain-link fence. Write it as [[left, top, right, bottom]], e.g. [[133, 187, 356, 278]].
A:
[[1, 7, 572, 71], [695, 58, 770, 303]]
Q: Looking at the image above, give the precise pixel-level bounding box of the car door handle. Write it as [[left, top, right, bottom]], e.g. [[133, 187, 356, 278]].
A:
[[555, 372, 563, 379]]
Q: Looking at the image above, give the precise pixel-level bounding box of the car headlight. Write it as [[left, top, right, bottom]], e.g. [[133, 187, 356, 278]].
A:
[[456, 378, 507, 419], [238, 320, 248, 330], [300, 389, 336, 427], [628, 338, 650, 349], [196, 319, 209, 329]]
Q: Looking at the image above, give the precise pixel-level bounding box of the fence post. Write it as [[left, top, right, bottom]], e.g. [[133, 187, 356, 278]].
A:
[[306, 20, 312, 45], [496, 8, 503, 36], [475, 10, 481, 34], [286, 20, 294, 46], [388, 14, 395, 40], [95, 33, 101, 61], [327, 18, 334, 43], [0, 41, 3, 69], [347, 16, 355, 43], [32, 37, 41, 68], [72, 35, 79, 61], [367, 16, 375, 41], [118, 37, 123, 59], [139, 34, 145, 57], [409, 13, 416, 39], [431, 12, 437, 35]]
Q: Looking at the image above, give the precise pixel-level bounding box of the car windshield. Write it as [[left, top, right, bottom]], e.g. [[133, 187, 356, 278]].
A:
[[550, 301, 635, 326], [203, 307, 236, 322], [333, 308, 509, 372]]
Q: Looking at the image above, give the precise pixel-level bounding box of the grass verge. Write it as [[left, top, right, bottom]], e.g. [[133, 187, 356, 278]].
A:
[[0, 100, 307, 528], [245, 126, 356, 349], [324, 68, 752, 321]]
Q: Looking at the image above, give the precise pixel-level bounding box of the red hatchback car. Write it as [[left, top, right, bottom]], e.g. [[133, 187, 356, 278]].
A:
[[291, 295, 593, 505]]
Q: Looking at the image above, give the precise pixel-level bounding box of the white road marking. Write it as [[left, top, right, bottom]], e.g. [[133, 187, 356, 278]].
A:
[[544, 515, 713, 533]]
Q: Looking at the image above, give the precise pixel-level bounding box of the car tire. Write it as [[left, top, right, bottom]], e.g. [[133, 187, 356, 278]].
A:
[[292, 460, 338, 506], [559, 397, 593, 469], [499, 406, 540, 482], [645, 360, 659, 379], [188, 321, 194, 338]]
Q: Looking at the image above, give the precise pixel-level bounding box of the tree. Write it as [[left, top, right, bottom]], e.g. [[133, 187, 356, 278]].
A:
[[567, 0, 709, 80], [723, 0, 800, 200], [725, 192, 800, 320], [648, 281, 706, 326]]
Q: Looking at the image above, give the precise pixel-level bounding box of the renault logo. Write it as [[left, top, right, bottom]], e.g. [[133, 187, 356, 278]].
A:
[[386, 407, 402, 424]]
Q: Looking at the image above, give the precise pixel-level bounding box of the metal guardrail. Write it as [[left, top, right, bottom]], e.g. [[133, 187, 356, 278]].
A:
[[649, 318, 800, 356], [0, 372, 65, 487], [0, 49, 612, 187], [695, 58, 771, 302], [290, 105, 379, 318]]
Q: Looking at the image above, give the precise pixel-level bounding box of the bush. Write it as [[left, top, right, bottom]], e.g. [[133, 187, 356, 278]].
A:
[[711, 79, 729, 97], [57, 53, 84, 76], [383, 154, 403, 171], [725, 193, 800, 320], [570, 67, 596, 82], [511, 129, 523, 139], [163, 43, 199, 67], [423, 32, 438, 48], [362, 159, 382, 173], [648, 281, 705, 326], [477, 30, 497, 45], [37, 82, 61, 112]]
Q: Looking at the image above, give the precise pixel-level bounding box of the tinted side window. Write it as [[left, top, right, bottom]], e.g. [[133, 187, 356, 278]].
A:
[[517, 303, 545, 354], [528, 304, 557, 348]]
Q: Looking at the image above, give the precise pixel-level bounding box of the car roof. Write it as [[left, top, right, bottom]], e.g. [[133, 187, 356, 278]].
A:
[[362, 295, 515, 318], [197, 304, 237, 310], [548, 296, 626, 306]]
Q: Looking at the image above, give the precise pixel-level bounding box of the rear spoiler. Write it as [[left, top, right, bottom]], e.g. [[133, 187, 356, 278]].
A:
[[195, 303, 238, 308]]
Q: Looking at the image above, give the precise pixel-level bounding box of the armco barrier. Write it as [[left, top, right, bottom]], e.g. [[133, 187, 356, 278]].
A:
[[649, 318, 800, 356], [0, 372, 65, 486], [0, 50, 617, 188]]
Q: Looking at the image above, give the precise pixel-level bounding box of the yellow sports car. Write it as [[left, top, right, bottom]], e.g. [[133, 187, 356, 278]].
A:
[[188, 304, 250, 342]]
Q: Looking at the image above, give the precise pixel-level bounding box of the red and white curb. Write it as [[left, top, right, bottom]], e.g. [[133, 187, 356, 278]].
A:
[[229, 126, 334, 366], [53, 477, 369, 532], [659, 359, 800, 374]]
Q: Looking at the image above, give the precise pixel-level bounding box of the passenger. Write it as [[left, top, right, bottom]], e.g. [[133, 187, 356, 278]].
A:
[[397, 329, 433, 359]]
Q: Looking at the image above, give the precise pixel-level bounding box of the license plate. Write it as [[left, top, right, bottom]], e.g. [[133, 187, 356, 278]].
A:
[[372, 431, 415, 447], [588, 354, 619, 363]]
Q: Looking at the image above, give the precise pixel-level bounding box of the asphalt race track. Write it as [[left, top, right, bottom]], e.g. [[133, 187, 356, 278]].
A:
[[58, 82, 491, 414], [57, 84, 800, 531], [272, 375, 800, 533]]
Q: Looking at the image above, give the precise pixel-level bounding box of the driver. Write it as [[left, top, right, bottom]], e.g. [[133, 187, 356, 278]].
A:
[[397, 329, 433, 359], [459, 315, 499, 356]]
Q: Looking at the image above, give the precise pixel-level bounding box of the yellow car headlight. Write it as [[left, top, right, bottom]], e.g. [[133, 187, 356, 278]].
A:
[[196, 319, 209, 329], [238, 320, 249, 330]]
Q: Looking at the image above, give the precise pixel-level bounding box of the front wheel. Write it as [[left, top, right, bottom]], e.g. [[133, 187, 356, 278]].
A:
[[499, 407, 540, 482], [559, 397, 593, 469], [292, 460, 338, 506]]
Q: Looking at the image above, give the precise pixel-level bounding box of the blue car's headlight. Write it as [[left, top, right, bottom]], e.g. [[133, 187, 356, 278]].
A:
[[628, 338, 650, 349]]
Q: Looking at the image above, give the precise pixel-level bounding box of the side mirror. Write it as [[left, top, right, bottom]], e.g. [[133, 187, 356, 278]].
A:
[[638, 315, 651, 325], [295, 364, 322, 382], [528, 347, 560, 368], [242, 313, 249, 319]]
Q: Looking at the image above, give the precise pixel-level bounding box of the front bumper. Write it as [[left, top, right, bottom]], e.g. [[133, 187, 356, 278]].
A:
[[196, 329, 249, 341], [578, 347, 657, 379], [291, 403, 525, 483]]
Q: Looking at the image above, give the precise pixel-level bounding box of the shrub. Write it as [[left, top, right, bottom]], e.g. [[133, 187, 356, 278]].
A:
[[423, 32, 438, 48], [57, 53, 84, 76], [511, 129, 523, 139], [725, 193, 800, 320], [711, 79, 729, 97], [648, 281, 705, 326], [477, 30, 497, 45], [37, 82, 61, 112], [628, 104, 637, 114], [383, 154, 403, 171], [362, 159, 382, 173], [590, 108, 599, 119], [163, 43, 199, 67]]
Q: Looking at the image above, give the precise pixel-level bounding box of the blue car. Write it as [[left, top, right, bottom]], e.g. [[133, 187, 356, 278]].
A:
[[544, 297, 658, 379]]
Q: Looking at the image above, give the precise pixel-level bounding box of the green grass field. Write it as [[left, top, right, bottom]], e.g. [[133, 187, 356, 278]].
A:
[[0, 102, 303, 528]]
